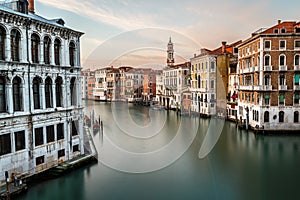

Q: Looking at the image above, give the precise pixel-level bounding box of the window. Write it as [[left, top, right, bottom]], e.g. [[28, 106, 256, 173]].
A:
[[279, 74, 285, 85], [279, 41, 286, 50], [45, 77, 53, 108], [31, 33, 40, 64], [0, 76, 6, 112], [295, 93, 299, 104], [281, 28, 286, 33], [264, 111, 269, 123], [70, 77, 76, 106], [274, 29, 279, 33], [73, 144, 79, 152], [36, 156, 44, 166], [264, 55, 271, 66], [35, 127, 43, 146], [15, 131, 25, 151], [33, 77, 41, 109], [58, 149, 65, 158], [54, 39, 61, 65], [264, 94, 270, 105], [211, 61, 215, 72], [279, 111, 284, 123], [11, 29, 20, 61], [279, 54, 286, 66], [55, 77, 63, 107], [294, 111, 299, 123], [295, 40, 300, 49], [69, 42, 75, 66], [57, 123, 64, 140], [295, 74, 300, 85], [0, 26, 6, 60], [264, 74, 270, 85], [46, 125, 55, 143], [0, 133, 11, 156], [71, 120, 78, 136], [279, 94, 285, 105], [44, 36, 51, 64], [13, 77, 22, 111], [264, 40, 271, 49], [210, 80, 215, 89], [295, 55, 300, 66]]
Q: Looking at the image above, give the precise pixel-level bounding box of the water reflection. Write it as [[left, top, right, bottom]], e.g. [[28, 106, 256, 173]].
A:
[[16, 101, 300, 200]]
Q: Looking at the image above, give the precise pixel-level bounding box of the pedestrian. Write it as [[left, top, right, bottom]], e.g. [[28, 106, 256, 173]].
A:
[[13, 174, 18, 186]]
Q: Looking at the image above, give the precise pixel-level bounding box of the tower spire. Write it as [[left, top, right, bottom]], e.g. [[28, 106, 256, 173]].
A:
[[167, 37, 174, 66]]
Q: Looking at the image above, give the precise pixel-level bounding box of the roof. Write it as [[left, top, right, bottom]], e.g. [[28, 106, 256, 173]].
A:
[[0, 4, 83, 35]]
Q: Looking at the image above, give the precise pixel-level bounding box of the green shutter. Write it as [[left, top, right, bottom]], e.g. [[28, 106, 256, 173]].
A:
[[264, 94, 270, 99], [279, 94, 285, 103], [295, 74, 300, 84], [295, 94, 299, 99]]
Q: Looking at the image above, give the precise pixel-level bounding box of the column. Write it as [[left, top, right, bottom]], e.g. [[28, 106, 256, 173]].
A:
[[64, 40, 69, 66], [7, 83, 13, 114], [26, 32, 31, 63], [39, 41, 44, 64], [50, 37, 55, 65], [41, 83, 45, 110], [5, 34, 11, 61], [52, 82, 56, 108]]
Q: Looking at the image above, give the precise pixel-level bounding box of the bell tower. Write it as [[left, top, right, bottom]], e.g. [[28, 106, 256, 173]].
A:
[[167, 37, 174, 66]]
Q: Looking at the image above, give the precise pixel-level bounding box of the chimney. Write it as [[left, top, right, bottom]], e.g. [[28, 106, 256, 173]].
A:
[[278, 19, 281, 24], [222, 41, 227, 53], [28, 0, 35, 14]]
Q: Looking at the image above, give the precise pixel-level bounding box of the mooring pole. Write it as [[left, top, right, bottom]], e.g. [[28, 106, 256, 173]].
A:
[[5, 171, 10, 200]]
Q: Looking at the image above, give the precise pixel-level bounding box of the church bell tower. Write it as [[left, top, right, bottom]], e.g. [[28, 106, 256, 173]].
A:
[[167, 37, 174, 66]]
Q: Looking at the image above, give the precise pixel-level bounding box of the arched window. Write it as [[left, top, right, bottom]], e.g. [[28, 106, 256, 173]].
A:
[[31, 33, 40, 64], [55, 77, 63, 107], [0, 76, 6, 112], [44, 36, 51, 64], [70, 77, 76, 106], [11, 29, 21, 61], [264, 74, 270, 85], [264, 111, 269, 123], [54, 39, 61, 65], [45, 77, 53, 108], [69, 42, 75, 66], [33, 77, 41, 109], [294, 111, 299, 123], [13, 77, 22, 111], [264, 55, 271, 66], [279, 111, 284, 123], [295, 55, 300, 66], [0, 26, 6, 60], [279, 54, 286, 66]]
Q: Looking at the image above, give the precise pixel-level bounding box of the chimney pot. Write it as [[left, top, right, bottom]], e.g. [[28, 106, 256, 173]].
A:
[[222, 41, 227, 53], [28, 0, 35, 14], [278, 19, 281, 24]]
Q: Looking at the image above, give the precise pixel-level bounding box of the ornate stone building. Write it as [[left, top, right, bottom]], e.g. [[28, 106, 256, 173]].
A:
[[0, 0, 84, 183]]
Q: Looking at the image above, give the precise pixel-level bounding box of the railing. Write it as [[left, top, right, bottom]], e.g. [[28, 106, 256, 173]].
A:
[[279, 65, 288, 71], [295, 65, 300, 71], [278, 85, 288, 90], [264, 66, 273, 71], [239, 85, 253, 90], [257, 85, 273, 91], [294, 85, 300, 90]]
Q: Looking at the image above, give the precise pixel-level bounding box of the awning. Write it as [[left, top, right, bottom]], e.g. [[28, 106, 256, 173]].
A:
[[295, 74, 300, 83], [279, 94, 285, 102], [264, 94, 269, 99], [295, 94, 299, 99]]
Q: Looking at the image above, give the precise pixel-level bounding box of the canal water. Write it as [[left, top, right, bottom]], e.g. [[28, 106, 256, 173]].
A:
[[17, 101, 300, 200]]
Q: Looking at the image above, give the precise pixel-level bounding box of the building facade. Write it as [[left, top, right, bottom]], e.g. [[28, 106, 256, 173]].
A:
[[0, 0, 84, 183], [237, 20, 300, 131], [81, 69, 94, 100]]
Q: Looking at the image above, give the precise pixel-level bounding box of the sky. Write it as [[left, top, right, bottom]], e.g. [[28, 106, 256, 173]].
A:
[[32, 0, 300, 70]]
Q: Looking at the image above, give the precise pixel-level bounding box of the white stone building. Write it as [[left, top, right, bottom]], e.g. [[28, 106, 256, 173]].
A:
[[0, 0, 84, 183]]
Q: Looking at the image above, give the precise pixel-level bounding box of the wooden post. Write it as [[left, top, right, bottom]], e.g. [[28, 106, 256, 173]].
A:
[[5, 171, 10, 200]]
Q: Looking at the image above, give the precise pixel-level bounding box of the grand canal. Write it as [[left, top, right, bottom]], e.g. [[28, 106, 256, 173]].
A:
[[17, 101, 300, 200]]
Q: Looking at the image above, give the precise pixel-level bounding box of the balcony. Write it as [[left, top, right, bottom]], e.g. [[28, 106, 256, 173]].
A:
[[294, 85, 300, 90], [243, 67, 253, 74], [295, 65, 300, 71], [279, 65, 288, 71], [278, 85, 288, 91], [199, 88, 208, 93], [239, 85, 253, 91], [254, 66, 259, 72], [264, 66, 273, 71], [257, 85, 273, 91]]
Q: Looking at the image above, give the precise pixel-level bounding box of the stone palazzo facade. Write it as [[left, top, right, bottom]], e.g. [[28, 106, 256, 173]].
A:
[[0, 0, 84, 183]]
